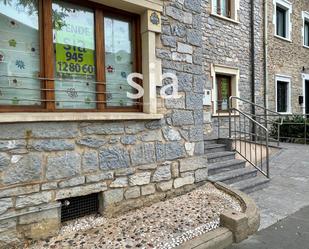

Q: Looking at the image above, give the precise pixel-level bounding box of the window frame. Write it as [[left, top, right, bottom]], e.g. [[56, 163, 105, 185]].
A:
[[0, 0, 142, 113], [273, 0, 292, 42], [211, 0, 238, 22], [275, 75, 291, 114], [302, 11, 309, 48], [216, 0, 232, 18]]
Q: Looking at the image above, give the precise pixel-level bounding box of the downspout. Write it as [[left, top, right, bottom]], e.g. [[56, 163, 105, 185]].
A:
[[250, 0, 256, 116], [264, 0, 269, 110]]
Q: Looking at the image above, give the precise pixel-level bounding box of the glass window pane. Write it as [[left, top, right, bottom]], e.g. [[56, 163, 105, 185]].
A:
[[305, 21, 309, 46], [0, 0, 41, 106], [276, 6, 286, 38], [104, 17, 135, 107], [217, 75, 231, 111], [221, 0, 228, 17], [277, 81, 288, 112], [53, 1, 96, 109]]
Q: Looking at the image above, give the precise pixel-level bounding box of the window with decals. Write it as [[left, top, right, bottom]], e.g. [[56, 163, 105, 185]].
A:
[[0, 0, 141, 112]]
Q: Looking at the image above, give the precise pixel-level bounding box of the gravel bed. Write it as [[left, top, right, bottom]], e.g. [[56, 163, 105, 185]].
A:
[[30, 183, 243, 249]]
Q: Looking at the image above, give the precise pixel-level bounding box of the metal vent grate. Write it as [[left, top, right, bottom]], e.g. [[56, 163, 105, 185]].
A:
[[60, 193, 99, 222]]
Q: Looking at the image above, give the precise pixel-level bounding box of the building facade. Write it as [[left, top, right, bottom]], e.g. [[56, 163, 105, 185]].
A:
[[0, 0, 264, 247], [268, 0, 309, 115]]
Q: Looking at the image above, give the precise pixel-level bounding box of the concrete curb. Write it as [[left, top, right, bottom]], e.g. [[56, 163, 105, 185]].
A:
[[175, 182, 260, 249]]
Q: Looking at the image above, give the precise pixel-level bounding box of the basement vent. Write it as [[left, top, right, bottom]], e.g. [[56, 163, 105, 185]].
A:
[[60, 193, 99, 222]]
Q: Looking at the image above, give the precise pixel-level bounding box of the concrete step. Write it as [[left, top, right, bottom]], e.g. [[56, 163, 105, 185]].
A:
[[230, 176, 270, 194], [207, 151, 236, 163], [208, 167, 258, 185], [204, 144, 227, 154], [208, 159, 246, 176], [204, 139, 219, 145]]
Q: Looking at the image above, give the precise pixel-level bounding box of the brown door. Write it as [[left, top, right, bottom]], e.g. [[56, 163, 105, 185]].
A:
[[217, 75, 231, 112]]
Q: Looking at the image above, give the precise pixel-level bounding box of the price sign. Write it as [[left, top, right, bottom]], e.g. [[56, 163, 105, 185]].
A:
[[55, 23, 95, 76]]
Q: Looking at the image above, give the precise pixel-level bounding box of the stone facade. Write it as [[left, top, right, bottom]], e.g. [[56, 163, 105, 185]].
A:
[[0, 0, 209, 247], [201, 0, 265, 138], [267, 0, 309, 114]]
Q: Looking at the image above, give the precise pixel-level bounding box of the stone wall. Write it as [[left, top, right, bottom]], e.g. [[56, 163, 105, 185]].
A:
[[0, 0, 208, 247], [267, 0, 309, 114], [201, 0, 265, 138]]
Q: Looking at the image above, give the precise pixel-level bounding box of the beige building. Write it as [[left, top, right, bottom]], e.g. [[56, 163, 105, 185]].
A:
[[267, 0, 309, 115]]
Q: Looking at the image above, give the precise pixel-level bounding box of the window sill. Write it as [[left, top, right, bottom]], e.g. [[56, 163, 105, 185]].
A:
[[303, 45, 309, 49], [0, 112, 164, 123], [212, 112, 239, 117], [210, 13, 239, 24], [274, 35, 292, 43]]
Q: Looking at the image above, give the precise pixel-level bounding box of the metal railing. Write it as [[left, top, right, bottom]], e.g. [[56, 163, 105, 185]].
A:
[[270, 114, 309, 144], [221, 96, 284, 178]]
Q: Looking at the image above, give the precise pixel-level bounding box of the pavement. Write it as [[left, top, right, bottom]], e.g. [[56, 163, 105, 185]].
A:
[[229, 143, 309, 248]]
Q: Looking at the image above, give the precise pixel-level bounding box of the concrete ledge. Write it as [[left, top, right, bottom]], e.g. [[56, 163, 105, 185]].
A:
[[176, 228, 233, 249], [0, 112, 164, 123], [174, 182, 260, 249], [214, 182, 260, 237]]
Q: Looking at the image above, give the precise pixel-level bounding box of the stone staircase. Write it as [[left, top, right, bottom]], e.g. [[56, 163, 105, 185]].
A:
[[205, 139, 270, 193]]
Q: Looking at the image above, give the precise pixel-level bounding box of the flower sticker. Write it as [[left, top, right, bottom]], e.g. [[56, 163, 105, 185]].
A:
[[12, 97, 20, 105], [0, 51, 4, 63], [84, 97, 91, 104], [9, 39, 17, 47], [121, 72, 127, 78], [8, 19, 19, 29], [107, 65, 114, 73], [15, 60, 25, 69]]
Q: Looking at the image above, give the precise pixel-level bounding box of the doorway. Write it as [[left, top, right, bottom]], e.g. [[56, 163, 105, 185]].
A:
[[306, 80, 309, 115]]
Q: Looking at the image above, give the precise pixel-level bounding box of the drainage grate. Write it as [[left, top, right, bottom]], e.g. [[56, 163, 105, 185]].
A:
[[60, 193, 99, 222]]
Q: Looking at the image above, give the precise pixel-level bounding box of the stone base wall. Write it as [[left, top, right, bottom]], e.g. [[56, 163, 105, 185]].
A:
[[0, 121, 208, 247]]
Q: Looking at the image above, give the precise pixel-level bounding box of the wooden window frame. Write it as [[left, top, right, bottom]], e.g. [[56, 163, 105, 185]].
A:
[[216, 74, 232, 112], [0, 0, 142, 113], [304, 20, 309, 47]]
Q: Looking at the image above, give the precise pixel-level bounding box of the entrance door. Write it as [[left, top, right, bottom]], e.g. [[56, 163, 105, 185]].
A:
[[217, 75, 232, 112], [306, 80, 309, 115]]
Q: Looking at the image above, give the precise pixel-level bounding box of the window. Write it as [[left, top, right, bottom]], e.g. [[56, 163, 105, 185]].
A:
[[303, 12, 309, 47], [276, 76, 291, 113], [0, 0, 141, 112], [211, 64, 239, 114], [274, 0, 292, 40], [216, 75, 231, 111], [213, 0, 231, 18]]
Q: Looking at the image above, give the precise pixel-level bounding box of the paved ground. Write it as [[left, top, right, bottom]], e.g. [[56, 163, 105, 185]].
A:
[[229, 143, 309, 248], [229, 205, 309, 249]]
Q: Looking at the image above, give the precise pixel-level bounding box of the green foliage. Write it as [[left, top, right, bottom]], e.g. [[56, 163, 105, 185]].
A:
[[270, 115, 309, 144]]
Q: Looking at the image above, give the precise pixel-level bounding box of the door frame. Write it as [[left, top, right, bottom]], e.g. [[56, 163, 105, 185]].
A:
[[302, 73, 309, 115]]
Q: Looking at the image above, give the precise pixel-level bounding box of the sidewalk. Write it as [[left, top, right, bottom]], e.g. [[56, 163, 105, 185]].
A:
[[229, 143, 309, 248], [228, 205, 309, 249]]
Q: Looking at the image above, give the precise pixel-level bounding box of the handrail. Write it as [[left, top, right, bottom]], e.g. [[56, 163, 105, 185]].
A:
[[227, 96, 271, 178]]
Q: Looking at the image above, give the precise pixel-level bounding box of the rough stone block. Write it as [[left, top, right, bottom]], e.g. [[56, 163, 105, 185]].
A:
[[30, 139, 74, 151], [124, 122, 145, 134], [81, 122, 124, 135], [120, 135, 137, 145], [0, 198, 13, 215], [110, 177, 128, 188], [152, 166, 171, 182], [16, 192, 53, 209], [86, 172, 114, 183], [41, 182, 58, 191], [46, 152, 81, 180], [77, 137, 107, 148], [82, 150, 99, 173], [141, 184, 156, 196], [124, 187, 140, 200], [195, 168, 208, 182], [171, 161, 180, 178], [130, 143, 156, 166], [156, 180, 173, 192], [58, 176, 85, 188], [0, 185, 40, 198], [179, 156, 208, 172], [162, 127, 181, 141], [99, 146, 130, 170], [114, 168, 135, 176], [172, 110, 194, 126], [177, 42, 193, 54], [103, 189, 124, 206], [129, 172, 151, 186], [174, 176, 195, 188], [56, 183, 107, 200], [156, 142, 186, 161], [0, 140, 26, 152], [2, 154, 42, 185]]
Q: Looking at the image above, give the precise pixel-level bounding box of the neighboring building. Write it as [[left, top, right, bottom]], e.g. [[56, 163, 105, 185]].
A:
[[267, 0, 309, 115]]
